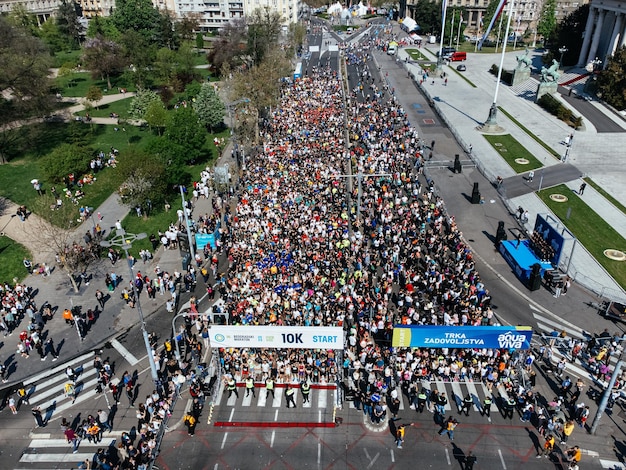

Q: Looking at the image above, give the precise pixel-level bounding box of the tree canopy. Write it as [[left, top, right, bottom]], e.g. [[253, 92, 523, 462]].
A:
[[550, 4, 588, 66], [128, 88, 161, 120], [246, 7, 283, 65], [40, 143, 92, 184], [109, 0, 162, 44], [165, 107, 206, 163], [537, 0, 557, 42], [82, 36, 126, 89], [411, 0, 441, 35], [194, 82, 225, 132], [117, 149, 169, 208], [0, 17, 53, 129], [597, 46, 626, 110]]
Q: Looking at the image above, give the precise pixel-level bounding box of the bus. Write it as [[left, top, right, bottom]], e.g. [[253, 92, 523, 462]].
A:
[[294, 62, 302, 80]]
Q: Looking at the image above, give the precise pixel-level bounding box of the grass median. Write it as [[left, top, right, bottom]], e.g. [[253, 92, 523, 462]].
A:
[[497, 106, 561, 159], [483, 134, 543, 173], [538, 184, 626, 289]]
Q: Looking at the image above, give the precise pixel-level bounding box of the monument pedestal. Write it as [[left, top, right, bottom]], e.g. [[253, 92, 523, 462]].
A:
[[512, 68, 531, 86], [536, 81, 558, 102]]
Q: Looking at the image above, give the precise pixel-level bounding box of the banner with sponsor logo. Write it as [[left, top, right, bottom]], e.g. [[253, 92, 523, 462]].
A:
[[392, 325, 532, 350], [209, 326, 344, 349]]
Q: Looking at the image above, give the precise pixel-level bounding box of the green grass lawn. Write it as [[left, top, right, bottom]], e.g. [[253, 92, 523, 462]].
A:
[[119, 209, 179, 257], [56, 72, 135, 98], [76, 98, 133, 118], [50, 49, 82, 68], [483, 134, 544, 173], [405, 48, 429, 61], [0, 234, 32, 282], [538, 184, 626, 290], [497, 106, 561, 159], [584, 177, 626, 216]]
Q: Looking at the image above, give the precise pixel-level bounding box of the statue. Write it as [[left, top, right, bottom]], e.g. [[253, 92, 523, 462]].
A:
[[540, 59, 561, 82], [515, 46, 532, 71]]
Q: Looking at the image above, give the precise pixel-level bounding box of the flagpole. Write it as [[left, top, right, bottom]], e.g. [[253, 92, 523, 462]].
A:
[[437, 0, 448, 70], [495, 10, 504, 53], [483, 0, 515, 130], [449, 11, 455, 48], [456, 15, 463, 50]]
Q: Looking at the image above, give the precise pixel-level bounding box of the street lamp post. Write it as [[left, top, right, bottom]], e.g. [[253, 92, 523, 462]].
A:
[[179, 185, 196, 263], [559, 46, 568, 69], [101, 229, 160, 389], [171, 311, 189, 362], [225, 98, 251, 169]]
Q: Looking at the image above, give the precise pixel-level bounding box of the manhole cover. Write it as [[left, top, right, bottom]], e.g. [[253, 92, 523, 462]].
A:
[[514, 158, 529, 164], [550, 194, 568, 202], [423, 118, 435, 125], [494, 143, 503, 147], [604, 249, 626, 261], [412, 103, 423, 108]]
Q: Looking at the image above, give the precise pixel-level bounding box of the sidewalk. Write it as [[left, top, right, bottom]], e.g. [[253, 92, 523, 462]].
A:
[[393, 43, 626, 300]]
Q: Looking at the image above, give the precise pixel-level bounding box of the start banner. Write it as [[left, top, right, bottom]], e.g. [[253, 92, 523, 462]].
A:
[[209, 326, 344, 349], [392, 325, 533, 350]]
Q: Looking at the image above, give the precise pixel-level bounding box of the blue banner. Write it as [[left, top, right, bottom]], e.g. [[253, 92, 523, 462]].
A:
[[196, 233, 215, 250], [533, 214, 565, 266], [392, 325, 533, 350]]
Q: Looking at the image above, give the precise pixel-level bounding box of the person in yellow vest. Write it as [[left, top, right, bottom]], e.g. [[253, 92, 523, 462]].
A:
[[183, 413, 197, 436], [301, 380, 311, 403], [64, 382, 76, 404], [565, 445, 582, 467], [245, 377, 256, 397], [86, 422, 101, 443], [265, 377, 275, 399], [226, 376, 239, 399]]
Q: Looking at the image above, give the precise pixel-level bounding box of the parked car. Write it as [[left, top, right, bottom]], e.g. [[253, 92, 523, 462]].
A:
[[456, 64, 467, 71]]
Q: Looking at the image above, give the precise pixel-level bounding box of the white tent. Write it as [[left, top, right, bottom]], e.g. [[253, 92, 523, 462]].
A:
[[401, 16, 419, 32], [356, 2, 368, 16], [327, 2, 342, 15]]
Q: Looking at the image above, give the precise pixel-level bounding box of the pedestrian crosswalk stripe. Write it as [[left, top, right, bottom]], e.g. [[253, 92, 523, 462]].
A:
[[19, 453, 94, 463], [24, 351, 95, 386], [317, 388, 327, 409], [535, 316, 586, 340], [433, 380, 451, 411], [110, 338, 139, 365], [257, 388, 268, 406], [529, 304, 585, 334], [29, 362, 98, 407], [450, 381, 464, 410], [463, 380, 482, 412], [27, 437, 122, 448]]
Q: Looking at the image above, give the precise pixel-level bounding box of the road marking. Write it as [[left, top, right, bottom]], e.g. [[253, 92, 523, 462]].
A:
[[20, 453, 94, 463], [445, 447, 451, 465], [270, 430, 275, 448], [228, 408, 234, 422], [534, 316, 586, 339], [111, 339, 139, 365], [529, 304, 585, 333], [24, 351, 95, 386], [390, 449, 395, 462], [318, 440, 321, 464], [319, 410, 322, 423], [318, 388, 327, 409], [498, 449, 507, 469], [221, 433, 228, 449], [599, 458, 625, 469], [274, 409, 279, 421]]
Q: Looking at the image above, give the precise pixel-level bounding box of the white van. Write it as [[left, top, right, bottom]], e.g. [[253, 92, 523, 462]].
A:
[[387, 45, 397, 55]]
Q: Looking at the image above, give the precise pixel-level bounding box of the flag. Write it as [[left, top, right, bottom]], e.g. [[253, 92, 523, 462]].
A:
[[441, 0, 448, 22], [478, 0, 507, 49]]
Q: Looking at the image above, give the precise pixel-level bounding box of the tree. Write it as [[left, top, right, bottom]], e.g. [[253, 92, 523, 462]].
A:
[[86, 86, 103, 109], [177, 13, 201, 42], [86, 15, 120, 39], [117, 149, 169, 208], [289, 23, 306, 55], [246, 7, 283, 65], [145, 137, 193, 186], [193, 82, 225, 132], [537, 0, 557, 43], [597, 46, 626, 110], [207, 19, 247, 74], [0, 17, 53, 134], [144, 100, 168, 134], [82, 36, 126, 90], [165, 107, 206, 163], [120, 30, 156, 88], [110, 0, 162, 44], [56, 0, 83, 49], [128, 88, 161, 120], [411, 0, 441, 35], [7, 3, 39, 36], [550, 4, 589, 66], [154, 47, 178, 84], [40, 143, 92, 183]]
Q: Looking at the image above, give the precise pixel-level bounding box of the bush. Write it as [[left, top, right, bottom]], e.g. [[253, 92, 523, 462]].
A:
[[538, 94, 582, 128], [489, 64, 499, 76], [40, 143, 93, 184]]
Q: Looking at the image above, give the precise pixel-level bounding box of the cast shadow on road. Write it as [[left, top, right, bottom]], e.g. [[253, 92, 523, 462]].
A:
[[451, 443, 466, 469], [525, 427, 541, 455], [432, 97, 483, 126], [611, 435, 626, 465]]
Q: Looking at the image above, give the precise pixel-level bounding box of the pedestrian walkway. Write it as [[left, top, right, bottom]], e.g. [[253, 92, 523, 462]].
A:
[[390, 40, 626, 300], [17, 430, 124, 469]]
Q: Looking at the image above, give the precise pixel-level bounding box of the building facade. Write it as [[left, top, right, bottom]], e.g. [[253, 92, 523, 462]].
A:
[[577, 0, 626, 66]]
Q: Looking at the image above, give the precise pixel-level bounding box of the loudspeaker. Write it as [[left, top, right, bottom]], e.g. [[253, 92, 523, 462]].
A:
[[471, 182, 481, 204], [454, 154, 462, 173], [528, 263, 542, 291], [495, 221, 507, 245]]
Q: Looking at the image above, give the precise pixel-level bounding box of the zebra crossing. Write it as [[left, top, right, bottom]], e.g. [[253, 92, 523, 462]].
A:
[[347, 379, 502, 416], [23, 351, 101, 423], [213, 381, 337, 410], [529, 304, 619, 383], [17, 431, 123, 469]]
